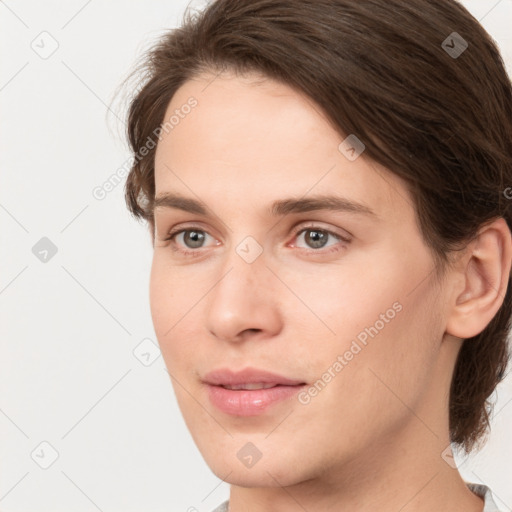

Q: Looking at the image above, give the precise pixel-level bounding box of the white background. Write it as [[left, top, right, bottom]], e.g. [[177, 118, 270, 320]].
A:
[[1, 1, 511, 510]]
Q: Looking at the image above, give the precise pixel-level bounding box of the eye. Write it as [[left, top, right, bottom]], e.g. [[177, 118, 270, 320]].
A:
[[162, 224, 350, 257], [292, 226, 350, 253], [175, 229, 208, 248], [164, 228, 218, 255]]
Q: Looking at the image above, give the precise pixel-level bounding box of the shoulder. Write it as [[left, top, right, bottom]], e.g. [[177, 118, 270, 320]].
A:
[[466, 482, 503, 512], [210, 486, 502, 512], [210, 500, 229, 512]]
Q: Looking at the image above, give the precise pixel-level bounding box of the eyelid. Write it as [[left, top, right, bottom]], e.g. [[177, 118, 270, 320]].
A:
[[163, 225, 219, 249], [161, 221, 217, 241], [287, 226, 350, 255], [292, 221, 352, 242], [163, 224, 350, 243]]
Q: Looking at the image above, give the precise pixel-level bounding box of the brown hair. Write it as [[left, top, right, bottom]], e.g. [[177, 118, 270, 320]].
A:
[[121, 0, 512, 454]]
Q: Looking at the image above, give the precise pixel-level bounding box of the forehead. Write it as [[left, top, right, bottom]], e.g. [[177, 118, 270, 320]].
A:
[[153, 72, 410, 223]]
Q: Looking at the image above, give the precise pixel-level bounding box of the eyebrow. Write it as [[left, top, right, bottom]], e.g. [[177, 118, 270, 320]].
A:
[[152, 192, 378, 218]]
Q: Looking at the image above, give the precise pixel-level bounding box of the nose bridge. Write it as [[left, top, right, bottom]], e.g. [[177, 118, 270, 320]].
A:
[[213, 234, 268, 306], [205, 234, 281, 341]]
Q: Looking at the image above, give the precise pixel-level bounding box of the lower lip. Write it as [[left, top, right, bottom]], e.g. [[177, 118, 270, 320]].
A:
[[205, 383, 306, 416]]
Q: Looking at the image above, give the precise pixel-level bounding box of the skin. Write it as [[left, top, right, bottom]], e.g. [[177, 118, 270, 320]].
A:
[[149, 70, 511, 512]]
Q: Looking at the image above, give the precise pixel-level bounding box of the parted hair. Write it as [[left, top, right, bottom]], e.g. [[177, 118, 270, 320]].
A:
[[121, 0, 512, 454]]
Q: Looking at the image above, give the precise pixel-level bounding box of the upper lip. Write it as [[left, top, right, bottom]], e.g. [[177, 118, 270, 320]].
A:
[[203, 367, 306, 386]]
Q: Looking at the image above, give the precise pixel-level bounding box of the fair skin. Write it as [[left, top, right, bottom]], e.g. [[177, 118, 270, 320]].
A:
[[149, 71, 511, 512]]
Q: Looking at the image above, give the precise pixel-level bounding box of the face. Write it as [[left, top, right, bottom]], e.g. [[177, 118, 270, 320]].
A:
[[150, 71, 453, 487]]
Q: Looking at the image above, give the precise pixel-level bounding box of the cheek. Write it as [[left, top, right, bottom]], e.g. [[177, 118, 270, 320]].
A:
[[328, 278, 442, 421], [286, 249, 442, 411], [275, 254, 405, 348], [149, 252, 202, 330], [149, 255, 172, 336], [149, 255, 194, 361], [290, 294, 441, 461]]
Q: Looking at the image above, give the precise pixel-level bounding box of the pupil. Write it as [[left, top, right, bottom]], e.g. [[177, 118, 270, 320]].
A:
[[185, 230, 204, 248], [306, 229, 327, 248]]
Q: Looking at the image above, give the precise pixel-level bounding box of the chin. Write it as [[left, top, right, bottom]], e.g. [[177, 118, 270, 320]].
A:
[[202, 445, 309, 488], [210, 462, 299, 488]]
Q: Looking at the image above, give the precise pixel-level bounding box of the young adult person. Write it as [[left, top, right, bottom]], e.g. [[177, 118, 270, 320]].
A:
[[121, 1, 512, 510]]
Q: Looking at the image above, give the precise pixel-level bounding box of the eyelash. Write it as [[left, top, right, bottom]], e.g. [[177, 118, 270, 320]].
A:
[[162, 224, 351, 257]]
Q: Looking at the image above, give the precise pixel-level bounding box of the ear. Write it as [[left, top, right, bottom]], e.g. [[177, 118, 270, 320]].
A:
[[446, 217, 512, 339]]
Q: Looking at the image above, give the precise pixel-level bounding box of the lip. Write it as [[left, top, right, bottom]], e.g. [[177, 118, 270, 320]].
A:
[[203, 367, 307, 416], [202, 367, 305, 387]]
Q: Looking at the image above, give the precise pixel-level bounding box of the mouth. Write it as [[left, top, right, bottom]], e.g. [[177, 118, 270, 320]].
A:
[[220, 382, 287, 390], [202, 367, 307, 416]]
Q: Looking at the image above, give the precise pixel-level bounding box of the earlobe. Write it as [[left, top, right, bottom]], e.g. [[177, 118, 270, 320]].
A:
[[446, 217, 512, 339]]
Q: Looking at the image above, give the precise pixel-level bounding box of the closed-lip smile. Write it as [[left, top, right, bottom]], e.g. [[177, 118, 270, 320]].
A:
[[203, 367, 307, 416]]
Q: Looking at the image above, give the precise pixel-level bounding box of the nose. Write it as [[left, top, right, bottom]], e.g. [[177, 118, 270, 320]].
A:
[[205, 243, 283, 343]]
